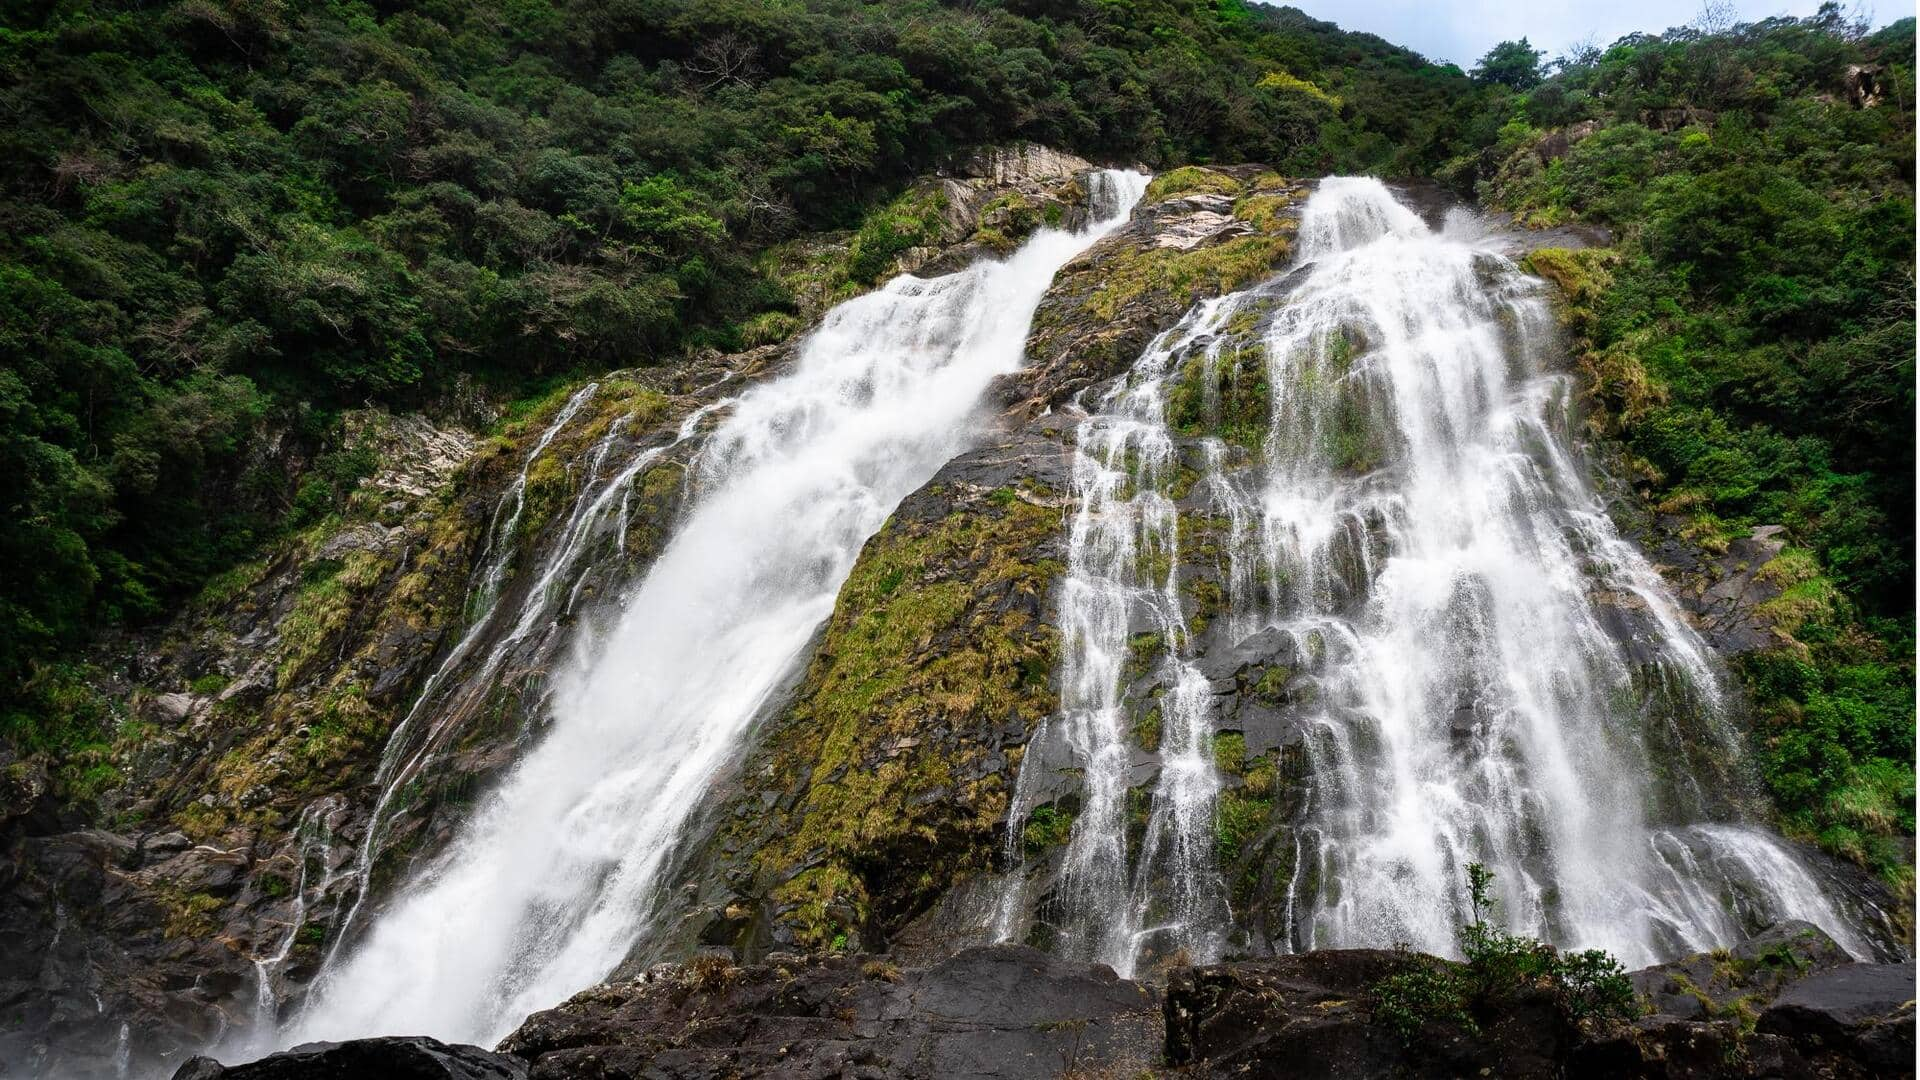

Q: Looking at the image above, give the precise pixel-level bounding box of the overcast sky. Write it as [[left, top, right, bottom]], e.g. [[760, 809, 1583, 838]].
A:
[[1278, 0, 1899, 68]]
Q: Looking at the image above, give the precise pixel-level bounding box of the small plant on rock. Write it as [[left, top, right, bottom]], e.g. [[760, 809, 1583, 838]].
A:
[[683, 952, 736, 992], [1369, 863, 1636, 1041], [1373, 946, 1478, 1039]]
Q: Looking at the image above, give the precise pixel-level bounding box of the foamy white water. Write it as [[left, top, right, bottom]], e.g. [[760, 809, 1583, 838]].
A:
[[999, 176, 1880, 975], [276, 169, 1147, 1047]]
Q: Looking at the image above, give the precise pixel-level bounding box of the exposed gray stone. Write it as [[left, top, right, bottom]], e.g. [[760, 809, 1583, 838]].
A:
[[170, 1036, 528, 1080]]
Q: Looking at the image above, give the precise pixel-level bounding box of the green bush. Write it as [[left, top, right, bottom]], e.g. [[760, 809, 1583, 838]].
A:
[[1370, 865, 1636, 1041], [1374, 954, 1477, 1039]]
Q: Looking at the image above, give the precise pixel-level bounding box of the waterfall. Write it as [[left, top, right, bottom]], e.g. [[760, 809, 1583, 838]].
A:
[[999, 176, 1882, 976], [989, 290, 1243, 973], [273, 169, 1148, 1048]]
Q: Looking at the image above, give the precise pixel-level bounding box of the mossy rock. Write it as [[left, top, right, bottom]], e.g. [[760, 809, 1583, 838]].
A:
[[1007, 166, 1307, 417], [713, 429, 1078, 951]]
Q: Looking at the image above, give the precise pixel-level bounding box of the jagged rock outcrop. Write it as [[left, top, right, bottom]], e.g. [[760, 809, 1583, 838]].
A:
[[994, 166, 1306, 418], [1645, 523, 1813, 656], [1165, 949, 1576, 1078], [1757, 960, 1917, 1076], [762, 144, 1103, 323], [1628, 919, 1853, 1019], [172, 1037, 527, 1080], [1167, 922, 1915, 1080]]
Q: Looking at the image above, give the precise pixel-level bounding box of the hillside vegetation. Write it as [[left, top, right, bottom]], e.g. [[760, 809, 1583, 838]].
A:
[[0, 0, 1476, 698], [0, 0, 1912, 885]]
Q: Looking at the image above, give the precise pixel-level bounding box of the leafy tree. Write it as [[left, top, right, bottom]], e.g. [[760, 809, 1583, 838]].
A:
[[1473, 39, 1547, 89]]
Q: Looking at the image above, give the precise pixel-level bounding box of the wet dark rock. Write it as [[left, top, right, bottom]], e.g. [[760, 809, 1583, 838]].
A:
[[1570, 1016, 1804, 1079], [156, 928, 1915, 1080], [1630, 919, 1851, 1021], [170, 1036, 529, 1080], [1166, 949, 1574, 1079], [1666, 524, 1792, 654], [1758, 961, 1917, 1076], [1384, 177, 1463, 230], [501, 944, 1160, 1080], [1164, 926, 1914, 1079], [1388, 176, 1612, 253]]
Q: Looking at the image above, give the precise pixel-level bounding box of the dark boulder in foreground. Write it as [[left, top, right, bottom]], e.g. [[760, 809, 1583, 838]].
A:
[[1165, 948, 1568, 1078], [170, 1036, 527, 1080], [1758, 960, 1917, 1076], [1164, 925, 1914, 1080], [499, 944, 1160, 1079], [169, 932, 1912, 1080]]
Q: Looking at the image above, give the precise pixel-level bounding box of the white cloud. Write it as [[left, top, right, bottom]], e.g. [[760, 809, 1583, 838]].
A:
[[1274, 0, 1894, 68]]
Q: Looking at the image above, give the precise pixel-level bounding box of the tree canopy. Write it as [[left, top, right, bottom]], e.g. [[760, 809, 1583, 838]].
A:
[[1472, 38, 1546, 89], [0, 0, 1481, 692]]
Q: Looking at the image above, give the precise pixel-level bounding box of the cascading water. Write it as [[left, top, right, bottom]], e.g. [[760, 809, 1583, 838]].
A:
[[989, 292, 1244, 973], [999, 176, 1886, 977], [273, 169, 1148, 1048]]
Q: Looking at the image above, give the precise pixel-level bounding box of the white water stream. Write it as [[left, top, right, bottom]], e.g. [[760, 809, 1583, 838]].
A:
[[273, 170, 1148, 1047], [998, 176, 1880, 976]]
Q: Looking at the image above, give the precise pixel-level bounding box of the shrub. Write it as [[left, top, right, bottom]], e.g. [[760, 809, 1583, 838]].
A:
[[1370, 864, 1638, 1042]]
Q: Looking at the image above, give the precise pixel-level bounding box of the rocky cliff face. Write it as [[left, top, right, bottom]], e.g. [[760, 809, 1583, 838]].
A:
[[1, 156, 1906, 1079], [635, 166, 1309, 967], [174, 922, 1913, 1080], [0, 351, 766, 1076]]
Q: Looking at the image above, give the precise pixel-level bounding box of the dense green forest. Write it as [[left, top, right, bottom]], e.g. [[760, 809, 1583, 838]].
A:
[[0, 1, 1912, 882], [0, 0, 1476, 691]]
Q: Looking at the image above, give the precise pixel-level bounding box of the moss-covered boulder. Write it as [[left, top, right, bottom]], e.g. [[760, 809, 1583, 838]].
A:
[[993, 165, 1307, 419]]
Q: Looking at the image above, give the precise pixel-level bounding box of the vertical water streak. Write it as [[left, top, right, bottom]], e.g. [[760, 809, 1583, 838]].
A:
[[997, 295, 1246, 976], [317, 384, 601, 970], [278, 170, 1148, 1047]]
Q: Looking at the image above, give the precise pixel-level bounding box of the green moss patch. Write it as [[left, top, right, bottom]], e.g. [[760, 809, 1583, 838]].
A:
[[752, 484, 1068, 946], [1022, 803, 1076, 855], [1145, 166, 1244, 203], [1085, 232, 1295, 324]]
